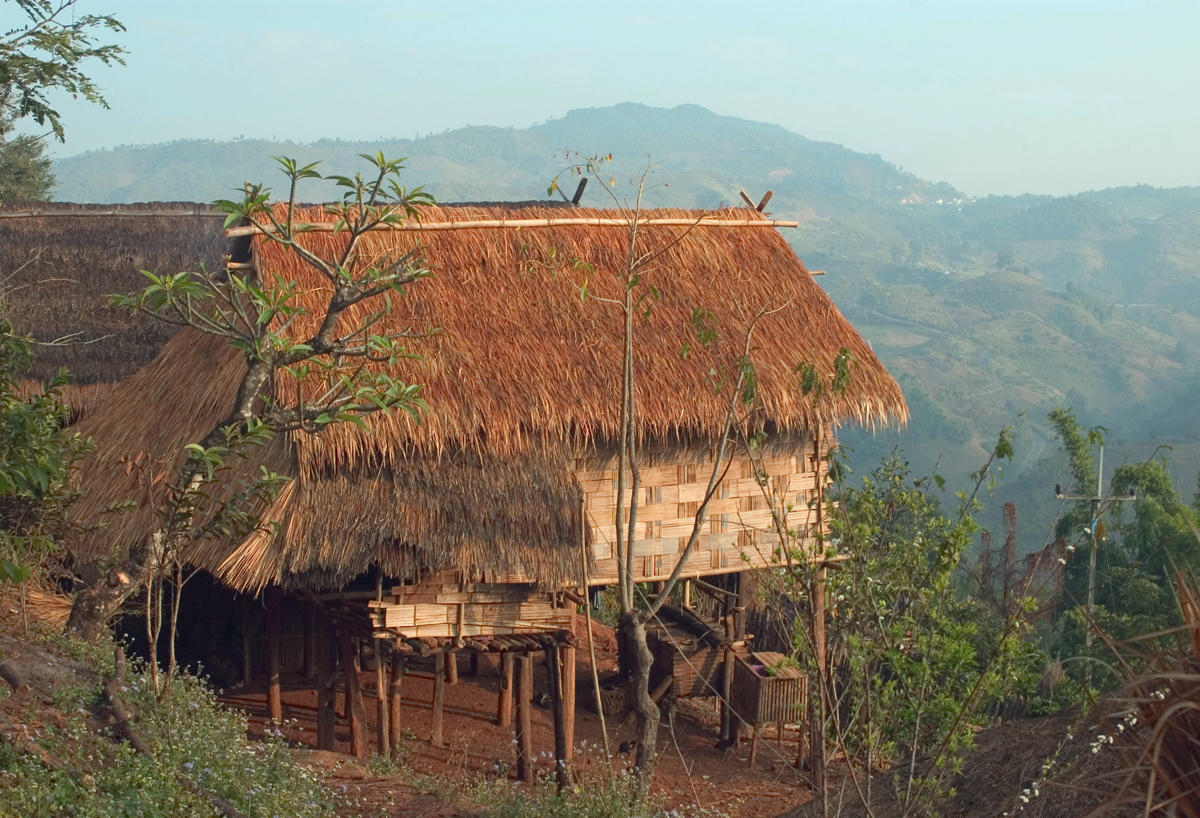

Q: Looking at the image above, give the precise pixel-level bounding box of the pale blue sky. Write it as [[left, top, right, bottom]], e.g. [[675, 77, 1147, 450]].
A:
[[16, 0, 1200, 196]]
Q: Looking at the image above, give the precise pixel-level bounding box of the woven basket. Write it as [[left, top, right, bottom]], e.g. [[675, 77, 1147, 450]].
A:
[[588, 680, 628, 716]]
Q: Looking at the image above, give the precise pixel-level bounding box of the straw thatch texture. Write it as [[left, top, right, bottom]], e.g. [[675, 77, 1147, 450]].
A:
[[0, 202, 229, 383], [186, 447, 588, 593], [71, 203, 904, 594], [12, 379, 119, 425], [258, 204, 904, 476]]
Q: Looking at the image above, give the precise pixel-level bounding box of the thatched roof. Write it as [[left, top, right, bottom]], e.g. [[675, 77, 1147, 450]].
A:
[[0, 202, 231, 384], [71, 203, 905, 594]]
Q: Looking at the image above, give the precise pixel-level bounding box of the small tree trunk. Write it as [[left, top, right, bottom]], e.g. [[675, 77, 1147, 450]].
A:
[[67, 535, 157, 642], [623, 615, 660, 774]]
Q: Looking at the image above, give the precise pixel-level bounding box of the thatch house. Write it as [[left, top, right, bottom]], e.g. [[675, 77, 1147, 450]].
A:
[[55, 201, 904, 762]]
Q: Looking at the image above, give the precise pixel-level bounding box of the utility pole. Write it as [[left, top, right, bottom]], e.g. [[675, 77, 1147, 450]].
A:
[[1055, 446, 1135, 681]]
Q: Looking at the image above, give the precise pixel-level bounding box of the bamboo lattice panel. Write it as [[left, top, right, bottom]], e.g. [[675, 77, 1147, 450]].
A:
[[580, 441, 830, 585]]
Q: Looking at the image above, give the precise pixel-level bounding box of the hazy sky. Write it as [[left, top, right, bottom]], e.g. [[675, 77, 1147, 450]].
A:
[[17, 0, 1200, 196]]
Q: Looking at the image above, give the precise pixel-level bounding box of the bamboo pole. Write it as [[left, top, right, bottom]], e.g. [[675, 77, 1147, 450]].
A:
[[225, 216, 800, 238], [580, 497, 612, 761]]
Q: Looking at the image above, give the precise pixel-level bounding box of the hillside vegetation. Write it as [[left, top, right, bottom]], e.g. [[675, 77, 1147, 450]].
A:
[[51, 102, 1200, 544]]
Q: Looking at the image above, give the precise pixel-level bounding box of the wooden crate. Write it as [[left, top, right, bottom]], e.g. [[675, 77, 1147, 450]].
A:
[[731, 651, 806, 726], [648, 624, 731, 699]]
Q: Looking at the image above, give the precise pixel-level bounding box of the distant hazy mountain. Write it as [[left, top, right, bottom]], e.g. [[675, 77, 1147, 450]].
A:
[[49, 102, 1200, 544], [52, 102, 958, 208]]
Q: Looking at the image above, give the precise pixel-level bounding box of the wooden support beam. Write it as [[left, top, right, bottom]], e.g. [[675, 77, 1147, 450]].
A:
[[375, 638, 390, 756], [739, 188, 757, 209], [316, 615, 336, 751], [265, 587, 282, 723], [756, 191, 774, 212], [388, 652, 403, 758], [561, 646, 576, 762], [547, 646, 569, 792], [571, 177, 588, 205], [497, 652, 514, 727], [431, 654, 445, 748], [445, 651, 458, 685], [338, 631, 368, 759], [515, 654, 534, 785]]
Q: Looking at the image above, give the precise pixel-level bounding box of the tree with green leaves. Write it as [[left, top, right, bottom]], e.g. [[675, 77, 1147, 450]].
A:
[[750, 429, 1045, 816], [0, 312, 87, 584], [1045, 407, 1200, 684], [1, 0, 125, 142], [67, 154, 434, 644], [0, 90, 53, 200]]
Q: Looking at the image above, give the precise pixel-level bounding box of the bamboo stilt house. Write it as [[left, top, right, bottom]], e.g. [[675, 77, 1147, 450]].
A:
[[64, 201, 905, 757]]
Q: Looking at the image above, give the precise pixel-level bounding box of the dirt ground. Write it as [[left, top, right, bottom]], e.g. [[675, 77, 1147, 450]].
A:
[[0, 607, 815, 818], [224, 620, 816, 818]]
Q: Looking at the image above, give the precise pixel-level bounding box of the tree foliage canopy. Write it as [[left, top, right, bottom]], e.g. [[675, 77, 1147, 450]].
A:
[[0, 0, 125, 141]]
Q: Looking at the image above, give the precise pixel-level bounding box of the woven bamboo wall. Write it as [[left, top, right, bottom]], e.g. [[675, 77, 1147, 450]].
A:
[[368, 571, 574, 638], [580, 436, 832, 585]]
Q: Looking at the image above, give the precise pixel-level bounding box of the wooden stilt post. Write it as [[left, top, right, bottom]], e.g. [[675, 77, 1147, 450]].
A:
[[304, 602, 317, 680], [375, 639, 390, 756], [265, 587, 282, 723], [389, 651, 403, 757], [431, 651, 446, 748], [338, 631, 368, 759], [561, 645, 576, 762], [445, 651, 458, 685], [241, 612, 253, 688], [516, 653, 534, 784], [547, 646, 569, 792], [316, 614, 336, 751], [470, 651, 479, 677], [497, 651, 514, 727]]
